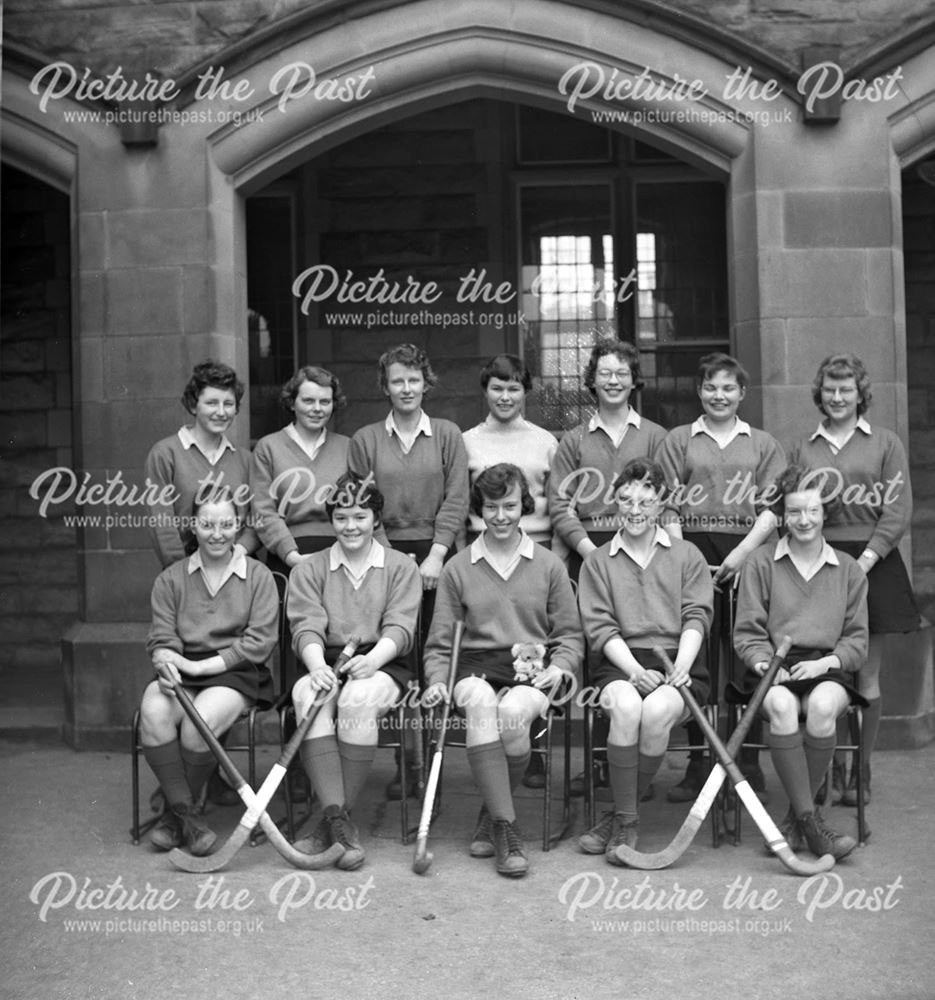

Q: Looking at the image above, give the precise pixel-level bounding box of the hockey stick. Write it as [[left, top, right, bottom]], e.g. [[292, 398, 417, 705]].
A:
[[613, 636, 792, 869], [638, 646, 835, 876], [168, 637, 359, 873], [412, 620, 465, 875]]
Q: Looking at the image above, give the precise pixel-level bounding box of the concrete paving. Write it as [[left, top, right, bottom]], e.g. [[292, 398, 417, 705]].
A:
[[2, 736, 934, 1000]]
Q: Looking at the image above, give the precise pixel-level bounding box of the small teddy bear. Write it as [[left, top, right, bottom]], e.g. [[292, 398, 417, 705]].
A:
[[511, 642, 547, 682]]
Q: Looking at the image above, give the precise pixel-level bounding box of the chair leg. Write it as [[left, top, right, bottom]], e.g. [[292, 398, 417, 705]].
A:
[[583, 707, 595, 830], [398, 706, 409, 845], [131, 710, 142, 844], [542, 716, 552, 852], [854, 707, 868, 845]]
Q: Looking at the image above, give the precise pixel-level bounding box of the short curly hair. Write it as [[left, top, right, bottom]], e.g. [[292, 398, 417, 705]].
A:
[[377, 343, 438, 394], [470, 463, 535, 518], [325, 473, 385, 526], [768, 464, 843, 523], [696, 352, 749, 391], [610, 457, 668, 501], [479, 354, 532, 392], [811, 353, 872, 417], [180, 360, 244, 414], [279, 365, 346, 412], [583, 339, 644, 397]]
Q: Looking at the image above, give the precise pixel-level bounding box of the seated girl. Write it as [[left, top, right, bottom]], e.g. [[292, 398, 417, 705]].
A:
[[287, 474, 422, 871], [732, 464, 869, 861], [577, 458, 713, 863], [423, 464, 582, 878], [140, 488, 278, 855]]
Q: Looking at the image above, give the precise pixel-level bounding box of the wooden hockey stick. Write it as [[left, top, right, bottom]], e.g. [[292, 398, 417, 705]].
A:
[[625, 646, 835, 876], [168, 637, 359, 873], [613, 636, 792, 869], [412, 620, 464, 875]]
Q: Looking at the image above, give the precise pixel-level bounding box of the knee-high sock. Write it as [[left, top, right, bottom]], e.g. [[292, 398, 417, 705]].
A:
[[467, 741, 514, 822], [683, 721, 704, 767], [803, 732, 835, 799], [300, 735, 345, 811], [180, 746, 216, 802], [607, 743, 639, 821], [507, 751, 531, 791], [143, 740, 191, 807], [768, 730, 812, 817], [638, 751, 664, 802], [338, 740, 376, 811]]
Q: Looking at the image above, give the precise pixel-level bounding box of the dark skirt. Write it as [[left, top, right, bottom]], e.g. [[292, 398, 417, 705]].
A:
[[727, 646, 868, 708], [589, 645, 710, 706], [454, 647, 544, 691], [830, 540, 921, 634], [181, 650, 275, 709], [324, 642, 413, 693]]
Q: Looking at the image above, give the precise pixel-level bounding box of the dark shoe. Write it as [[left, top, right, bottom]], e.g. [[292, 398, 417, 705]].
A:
[[798, 809, 857, 861], [522, 753, 546, 790], [386, 764, 424, 801], [570, 760, 609, 799], [741, 765, 770, 806], [842, 763, 870, 807], [762, 806, 803, 856], [491, 819, 529, 877], [667, 767, 703, 803], [326, 806, 365, 871], [640, 783, 655, 803], [207, 767, 241, 807], [174, 803, 216, 857], [469, 805, 495, 858], [295, 815, 332, 856], [815, 760, 846, 806], [605, 814, 639, 866], [149, 810, 182, 851], [578, 811, 616, 854]]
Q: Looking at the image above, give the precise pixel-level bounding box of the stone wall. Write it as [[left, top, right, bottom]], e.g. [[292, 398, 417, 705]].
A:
[[0, 164, 77, 674], [4, 0, 932, 81]]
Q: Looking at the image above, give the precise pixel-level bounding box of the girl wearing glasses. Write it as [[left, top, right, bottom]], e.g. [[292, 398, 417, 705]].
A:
[[789, 353, 920, 806], [549, 339, 666, 583]]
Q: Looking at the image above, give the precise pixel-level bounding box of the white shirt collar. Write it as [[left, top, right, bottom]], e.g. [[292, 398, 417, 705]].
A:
[[178, 425, 235, 465], [809, 416, 872, 446], [329, 539, 386, 588], [588, 408, 641, 438], [384, 410, 432, 438], [470, 528, 535, 580], [690, 415, 751, 445], [482, 413, 530, 431], [187, 543, 247, 595], [609, 525, 672, 564], [285, 422, 327, 461], [774, 535, 840, 581]]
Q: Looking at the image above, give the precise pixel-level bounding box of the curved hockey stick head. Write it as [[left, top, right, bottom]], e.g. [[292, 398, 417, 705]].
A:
[[412, 839, 433, 875]]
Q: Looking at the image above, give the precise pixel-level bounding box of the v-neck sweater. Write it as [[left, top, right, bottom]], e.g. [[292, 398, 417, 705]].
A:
[[733, 542, 868, 673], [250, 428, 350, 561], [422, 546, 583, 687], [347, 417, 469, 549], [548, 416, 667, 550], [144, 432, 258, 568]]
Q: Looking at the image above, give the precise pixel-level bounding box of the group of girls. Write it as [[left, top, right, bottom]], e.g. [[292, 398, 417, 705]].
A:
[[136, 339, 919, 877]]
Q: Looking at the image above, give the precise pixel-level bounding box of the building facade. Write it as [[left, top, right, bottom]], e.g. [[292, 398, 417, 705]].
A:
[[2, 0, 934, 747]]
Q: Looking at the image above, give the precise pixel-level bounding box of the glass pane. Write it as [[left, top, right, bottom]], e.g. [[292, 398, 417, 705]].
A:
[[519, 184, 616, 430], [246, 195, 297, 442], [634, 181, 729, 427]]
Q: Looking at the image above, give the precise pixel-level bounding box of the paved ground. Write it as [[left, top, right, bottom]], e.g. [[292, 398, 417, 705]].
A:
[[2, 736, 934, 1000]]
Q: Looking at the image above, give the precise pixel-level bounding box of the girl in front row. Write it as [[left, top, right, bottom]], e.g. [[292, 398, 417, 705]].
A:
[[423, 464, 583, 877], [141, 488, 278, 855], [577, 458, 713, 863], [287, 474, 422, 870], [732, 465, 868, 861]]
